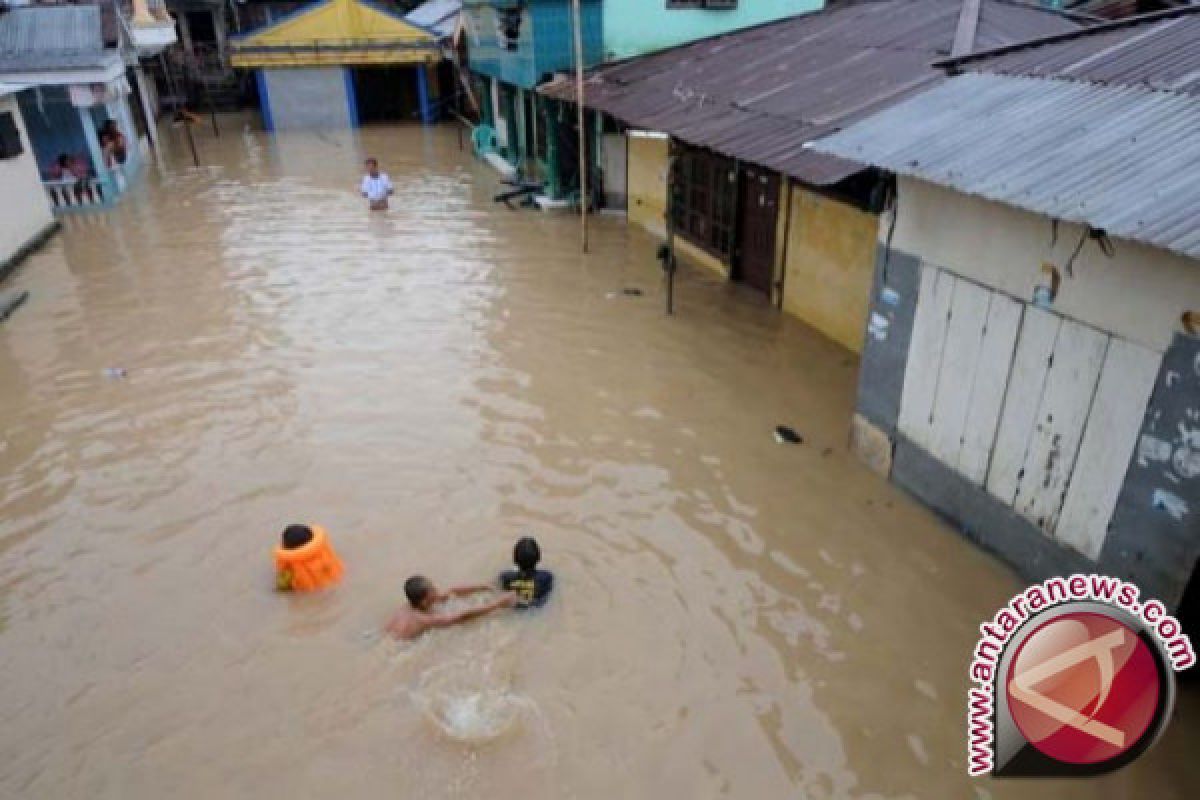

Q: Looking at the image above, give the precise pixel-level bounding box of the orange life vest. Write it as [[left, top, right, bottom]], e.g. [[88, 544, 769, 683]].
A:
[[274, 524, 343, 591]]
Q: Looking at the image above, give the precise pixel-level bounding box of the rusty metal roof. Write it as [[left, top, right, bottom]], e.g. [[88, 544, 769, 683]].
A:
[[538, 0, 1078, 185], [941, 6, 1200, 94], [810, 71, 1200, 259]]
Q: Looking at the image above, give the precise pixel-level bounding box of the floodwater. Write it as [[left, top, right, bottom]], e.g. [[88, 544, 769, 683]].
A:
[[0, 120, 1195, 799]]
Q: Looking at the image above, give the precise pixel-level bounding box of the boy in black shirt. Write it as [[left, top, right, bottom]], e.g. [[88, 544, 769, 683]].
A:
[[499, 537, 554, 609]]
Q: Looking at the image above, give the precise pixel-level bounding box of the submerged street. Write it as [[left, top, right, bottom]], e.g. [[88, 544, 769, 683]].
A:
[[0, 122, 1196, 798]]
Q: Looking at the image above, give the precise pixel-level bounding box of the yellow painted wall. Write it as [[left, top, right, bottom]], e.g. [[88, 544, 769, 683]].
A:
[[626, 134, 726, 277], [781, 186, 877, 353]]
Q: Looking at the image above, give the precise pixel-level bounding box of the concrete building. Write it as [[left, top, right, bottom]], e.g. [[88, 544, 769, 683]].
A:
[[0, 87, 55, 281], [540, 0, 1075, 351], [230, 0, 444, 130], [812, 8, 1200, 612]]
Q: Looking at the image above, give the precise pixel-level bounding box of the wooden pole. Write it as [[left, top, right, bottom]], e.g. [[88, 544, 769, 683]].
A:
[[571, 0, 588, 253], [184, 119, 199, 167]]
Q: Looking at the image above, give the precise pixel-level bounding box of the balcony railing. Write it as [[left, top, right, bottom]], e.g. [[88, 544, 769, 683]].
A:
[[44, 177, 116, 212], [121, 0, 178, 55]]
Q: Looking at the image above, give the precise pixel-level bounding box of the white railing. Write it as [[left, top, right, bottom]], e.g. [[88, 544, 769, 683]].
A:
[[44, 178, 113, 211]]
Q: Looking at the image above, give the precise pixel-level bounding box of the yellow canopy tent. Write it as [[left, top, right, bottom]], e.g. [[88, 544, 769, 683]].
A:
[[231, 0, 440, 67]]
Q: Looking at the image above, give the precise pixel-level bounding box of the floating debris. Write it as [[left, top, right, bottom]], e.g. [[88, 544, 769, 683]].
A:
[[774, 425, 802, 444]]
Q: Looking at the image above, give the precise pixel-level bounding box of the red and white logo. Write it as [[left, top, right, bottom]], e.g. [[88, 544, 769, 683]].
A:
[[1006, 612, 1161, 767], [967, 575, 1193, 778]]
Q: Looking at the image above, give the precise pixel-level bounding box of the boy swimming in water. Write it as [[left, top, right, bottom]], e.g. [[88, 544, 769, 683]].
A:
[[386, 576, 516, 640], [498, 537, 554, 609]]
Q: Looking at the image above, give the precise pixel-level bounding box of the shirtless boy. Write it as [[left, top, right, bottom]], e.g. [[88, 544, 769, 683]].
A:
[[386, 575, 516, 640]]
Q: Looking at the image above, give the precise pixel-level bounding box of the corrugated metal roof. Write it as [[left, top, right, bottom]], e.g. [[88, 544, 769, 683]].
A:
[[0, 5, 112, 73], [538, 0, 1077, 185], [810, 72, 1200, 259], [943, 6, 1200, 94], [406, 0, 460, 39]]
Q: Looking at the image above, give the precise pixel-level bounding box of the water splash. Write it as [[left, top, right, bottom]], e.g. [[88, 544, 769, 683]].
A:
[[411, 650, 539, 744]]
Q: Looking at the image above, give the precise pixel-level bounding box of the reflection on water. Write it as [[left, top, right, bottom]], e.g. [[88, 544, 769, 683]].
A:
[[0, 118, 1195, 798]]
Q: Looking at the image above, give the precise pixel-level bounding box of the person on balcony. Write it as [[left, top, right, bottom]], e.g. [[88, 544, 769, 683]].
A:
[[98, 120, 127, 167], [47, 153, 91, 202]]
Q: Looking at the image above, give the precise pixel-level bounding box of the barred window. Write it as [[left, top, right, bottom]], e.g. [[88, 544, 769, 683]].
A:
[[671, 146, 736, 261]]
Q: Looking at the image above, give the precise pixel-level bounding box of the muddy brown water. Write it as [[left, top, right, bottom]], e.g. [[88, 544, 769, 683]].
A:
[[0, 121, 1195, 798]]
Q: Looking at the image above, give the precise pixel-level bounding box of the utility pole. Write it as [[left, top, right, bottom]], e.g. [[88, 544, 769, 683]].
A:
[[571, 0, 588, 253]]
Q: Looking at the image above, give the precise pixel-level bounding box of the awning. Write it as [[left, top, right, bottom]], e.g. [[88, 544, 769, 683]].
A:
[[231, 0, 441, 68]]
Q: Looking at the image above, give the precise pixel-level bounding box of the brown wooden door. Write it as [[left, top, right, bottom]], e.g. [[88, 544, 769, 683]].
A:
[[736, 167, 779, 294]]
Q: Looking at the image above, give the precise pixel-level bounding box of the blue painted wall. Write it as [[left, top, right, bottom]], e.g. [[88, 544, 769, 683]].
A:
[[17, 88, 92, 178], [464, 0, 603, 89], [603, 0, 822, 60]]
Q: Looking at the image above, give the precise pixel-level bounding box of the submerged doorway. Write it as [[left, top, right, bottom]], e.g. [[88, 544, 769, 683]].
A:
[[736, 166, 779, 295], [351, 67, 420, 124]]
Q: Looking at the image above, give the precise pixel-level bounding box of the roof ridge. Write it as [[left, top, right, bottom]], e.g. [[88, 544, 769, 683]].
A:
[[936, 4, 1200, 71]]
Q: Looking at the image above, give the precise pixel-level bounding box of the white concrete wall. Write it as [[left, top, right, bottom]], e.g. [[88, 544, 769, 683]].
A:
[[889, 177, 1200, 353], [0, 95, 54, 268]]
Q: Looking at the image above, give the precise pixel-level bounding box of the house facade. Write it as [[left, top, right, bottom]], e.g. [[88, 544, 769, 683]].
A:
[[540, 0, 1076, 350], [466, 0, 821, 203], [813, 9, 1200, 612], [462, 0, 602, 197], [0, 4, 156, 213]]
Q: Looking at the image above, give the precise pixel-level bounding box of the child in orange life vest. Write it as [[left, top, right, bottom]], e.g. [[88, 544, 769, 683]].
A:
[[275, 524, 343, 591], [498, 537, 554, 609]]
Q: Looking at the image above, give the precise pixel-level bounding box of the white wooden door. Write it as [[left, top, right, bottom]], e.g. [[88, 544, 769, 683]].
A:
[[1012, 319, 1108, 532], [928, 279, 991, 465], [898, 264, 954, 452], [1055, 339, 1162, 558], [986, 307, 1060, 505], [958, 292, 1023, 485], [896, 265, 1162, 557]]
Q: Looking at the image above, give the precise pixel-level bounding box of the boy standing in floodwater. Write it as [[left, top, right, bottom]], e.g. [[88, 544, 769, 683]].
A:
[[386, 576, 516, 640], [360, 157, 393, 211]]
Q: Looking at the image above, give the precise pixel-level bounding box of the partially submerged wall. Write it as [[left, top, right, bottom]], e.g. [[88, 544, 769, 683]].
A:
[[781, 186, 876, 353], [854, 178, 1200, 607]]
